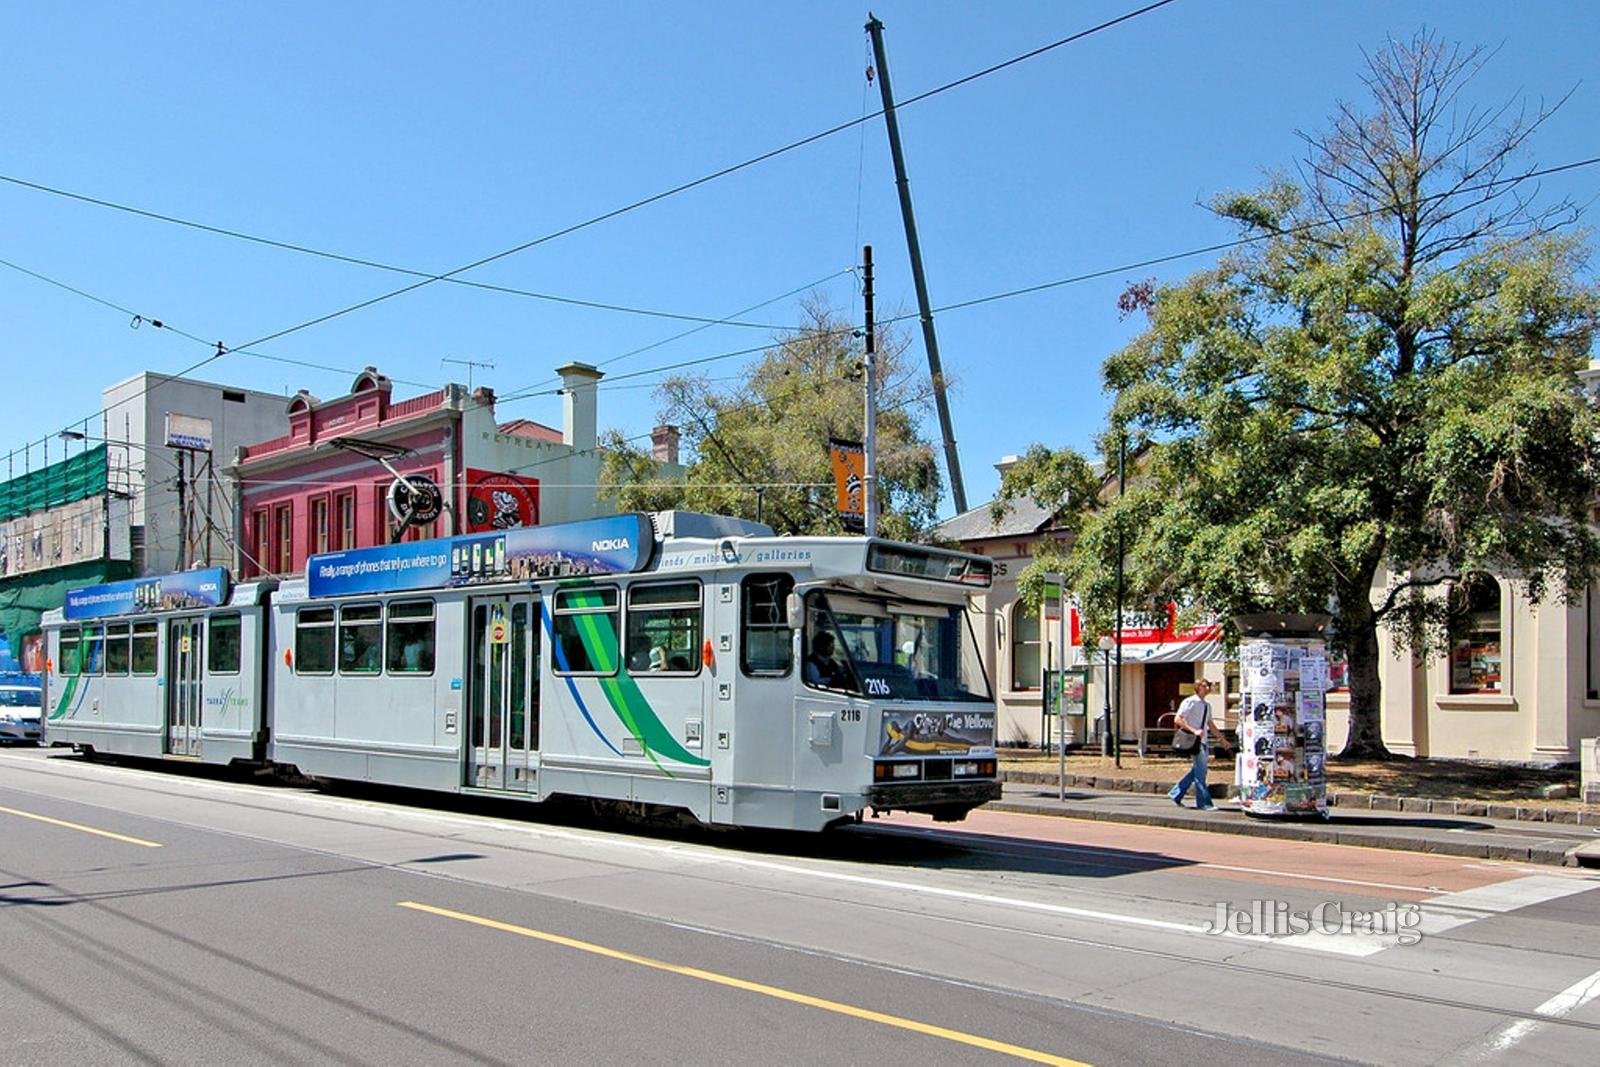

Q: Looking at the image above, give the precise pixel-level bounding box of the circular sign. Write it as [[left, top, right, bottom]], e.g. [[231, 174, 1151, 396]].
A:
[[387, 475, 443, 526]]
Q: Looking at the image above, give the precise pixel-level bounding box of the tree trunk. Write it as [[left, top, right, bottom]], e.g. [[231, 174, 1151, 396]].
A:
[[1339, 608, 1391, 759]]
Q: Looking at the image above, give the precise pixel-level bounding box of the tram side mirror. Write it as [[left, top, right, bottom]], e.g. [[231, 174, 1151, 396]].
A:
[[785, 592, 803, 631]]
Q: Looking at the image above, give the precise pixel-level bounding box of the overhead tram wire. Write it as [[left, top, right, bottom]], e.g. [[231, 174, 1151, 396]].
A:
[[3, 0, 1184, 450], [494, 267, 857, 404], [0, 174, 792, 332], [484, 154, 1600, 403], [0, 254, 429, 460], [201, 1, 1187, 355], [0, 254, 433, 389]]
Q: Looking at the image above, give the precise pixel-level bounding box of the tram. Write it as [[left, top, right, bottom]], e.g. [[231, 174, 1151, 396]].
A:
[[41, 511, 1000, 832]]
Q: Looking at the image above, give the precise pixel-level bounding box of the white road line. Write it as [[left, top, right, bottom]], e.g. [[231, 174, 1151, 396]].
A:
[[1478, 967, 1600, 1057], [14, 753, 1590, 960], [878, 824, 1446, 893]]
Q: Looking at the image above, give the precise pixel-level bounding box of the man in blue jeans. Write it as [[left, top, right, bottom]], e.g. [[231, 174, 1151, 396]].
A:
[[1169, 678, 1233, 809]]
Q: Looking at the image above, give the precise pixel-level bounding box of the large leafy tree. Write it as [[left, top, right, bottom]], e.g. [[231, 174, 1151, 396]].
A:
[[601, 301, 943, 539], [1000, 33, 1600, 757]]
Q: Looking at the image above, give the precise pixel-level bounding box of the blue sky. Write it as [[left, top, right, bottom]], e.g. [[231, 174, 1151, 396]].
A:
[[2, 1, 1596, 517]]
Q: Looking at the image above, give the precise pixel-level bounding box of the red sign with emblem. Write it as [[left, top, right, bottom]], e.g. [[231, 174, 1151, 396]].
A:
[[464, 469, 540, 532]]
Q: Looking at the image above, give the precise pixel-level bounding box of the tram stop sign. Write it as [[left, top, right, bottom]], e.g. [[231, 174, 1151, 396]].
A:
[[488, 604, 509, 645]]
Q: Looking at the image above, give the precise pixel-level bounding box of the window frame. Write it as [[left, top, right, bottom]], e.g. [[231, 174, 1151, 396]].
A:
[[131, 620, 159, 675], [294, 607, 337, 675], [1009, 599, 1041, 692], [104, 622, 132, 676], [59, 627, 82, 675], [252, 507, 271, 578], [552, 586, 620, 676], [337, 602, 384, 676], [308, 493, 331, 557], [385, 598, 437, 676], [273, 502, 294, 574], [335, 489, 357, 550], [625, 580, 703, 676], [1448, 574, 1503, 695], [208, 612, 242, 675], [740, 573, 794, 677]]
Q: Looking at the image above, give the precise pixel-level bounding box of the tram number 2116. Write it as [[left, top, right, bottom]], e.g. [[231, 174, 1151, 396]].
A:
[[840, 707, 864, 722]]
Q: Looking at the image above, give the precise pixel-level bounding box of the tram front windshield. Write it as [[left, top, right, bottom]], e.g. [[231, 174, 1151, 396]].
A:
[[805, 591, 991, 702]]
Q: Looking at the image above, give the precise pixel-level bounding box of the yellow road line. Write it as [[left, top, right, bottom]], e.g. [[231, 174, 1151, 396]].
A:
[[0, 805, 162, 848], [398, 900, 1091, 1066]]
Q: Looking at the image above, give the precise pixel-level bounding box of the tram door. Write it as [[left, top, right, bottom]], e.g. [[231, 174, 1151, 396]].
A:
[[467, 596, 541, 791], [165, 617, 204, 757]]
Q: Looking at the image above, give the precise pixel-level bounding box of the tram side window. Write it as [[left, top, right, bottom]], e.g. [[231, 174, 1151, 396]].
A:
[[295, 608, 336, 674], [83, 625, 105, 674], [105, 623, 132, 675], [386, 600, 435, 674], [553, 587, 619, 674], [741, 573, 794, 676], [60, 629, 81, 674], [626, 582, 702, 674], [209, 613, 241, 674], [338, 604, 383, 675], [131, 621, 158, 675]]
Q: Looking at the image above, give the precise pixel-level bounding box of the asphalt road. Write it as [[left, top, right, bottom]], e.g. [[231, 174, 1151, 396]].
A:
[[1, 746, 1596, 1066]]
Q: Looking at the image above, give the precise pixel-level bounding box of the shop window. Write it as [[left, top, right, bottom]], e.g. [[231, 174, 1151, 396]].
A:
[[208, 613, 241, 674], [295, 608, 336, 674], [386, 600, 435, 674], [553, 587, 619, 674], [626, 582, 702, 674], [131, 621, 158, 674], [741, 573, 795, 676], [1011, 599, 1040, 691], [338, 604, 383, 675], [1449, 574, 1502, 694]]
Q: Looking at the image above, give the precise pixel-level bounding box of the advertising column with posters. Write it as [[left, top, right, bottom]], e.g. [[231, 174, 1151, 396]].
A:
[[1233, 614, 1332, 818]]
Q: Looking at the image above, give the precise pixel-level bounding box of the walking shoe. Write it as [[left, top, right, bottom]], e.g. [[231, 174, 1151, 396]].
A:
[[1169, 793, 1183, 807]]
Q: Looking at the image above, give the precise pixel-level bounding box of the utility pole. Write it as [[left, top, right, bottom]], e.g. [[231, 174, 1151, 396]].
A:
[[866, 14, 968, 515], [1113, 434, 1127, 767], [862, 244, 878, 538], [175, 448, 188, 571]]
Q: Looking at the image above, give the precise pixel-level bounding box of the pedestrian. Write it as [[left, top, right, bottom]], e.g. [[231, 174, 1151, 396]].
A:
[[1169, 678, 1232, 809]]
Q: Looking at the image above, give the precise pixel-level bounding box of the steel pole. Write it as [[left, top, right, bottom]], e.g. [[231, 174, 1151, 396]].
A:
[[865, 15, 967, 515]]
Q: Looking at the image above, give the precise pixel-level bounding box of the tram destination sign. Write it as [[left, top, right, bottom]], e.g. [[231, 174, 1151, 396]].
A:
[[65, 566, 231, 620], [308, 513, 654, 598]]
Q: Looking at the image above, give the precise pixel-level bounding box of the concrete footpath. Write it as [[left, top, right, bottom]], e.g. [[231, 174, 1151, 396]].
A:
[[987, 782, 1600, 867]]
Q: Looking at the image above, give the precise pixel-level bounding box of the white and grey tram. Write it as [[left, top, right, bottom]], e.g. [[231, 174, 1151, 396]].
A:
[[42, 511, 1000, 832]]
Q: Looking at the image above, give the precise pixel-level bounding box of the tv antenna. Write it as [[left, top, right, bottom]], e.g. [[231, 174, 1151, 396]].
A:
[[441, 357, 496, 391]]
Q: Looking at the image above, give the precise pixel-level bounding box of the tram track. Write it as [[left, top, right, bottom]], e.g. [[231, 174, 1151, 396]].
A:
[[5, 749, 1599, 1040]]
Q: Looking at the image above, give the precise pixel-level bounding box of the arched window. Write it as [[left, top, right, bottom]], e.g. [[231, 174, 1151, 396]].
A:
[[1011, 599, 1040, 691], [1449, 574, 1502, 694]]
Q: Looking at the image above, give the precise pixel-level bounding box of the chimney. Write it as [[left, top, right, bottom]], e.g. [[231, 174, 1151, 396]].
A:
[[994, 454, 1022, 477], [651, 424, 680, 465], [471, 385, 496, 408], [556, 362, 603, 453]]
